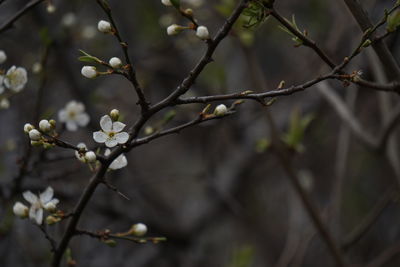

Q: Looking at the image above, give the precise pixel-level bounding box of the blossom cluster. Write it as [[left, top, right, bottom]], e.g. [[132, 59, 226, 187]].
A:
[[161, 0, 210, 40], [0, 50, 28, 109]]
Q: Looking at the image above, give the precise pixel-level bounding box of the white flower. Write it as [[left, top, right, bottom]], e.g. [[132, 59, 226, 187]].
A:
[[161, 0, 173, 6], [0, 50, 6, 64], [39, 119, 52, 132], [29, 129, 42, 141], [93, 115, 129, 148], [85, 151, 97, 163], [97, 20, 112, 33], [196, 26, 209, 40], [4, 66, 28, 92], [24, 123, 34, 133], [75, 143, 87, 162], [13, 202, 29, 218], [58, 100, 90, 131], [105, 149, 127, 170], [81, 66, 97, 79], [214, 104, 227, 116], [167, 24, 183, 35], [109, 57, 122, 68], [0, 98, 9, 109], [132, 223, 147, 236], [22, 187, 59, 225], [61, 12, 77, 27]]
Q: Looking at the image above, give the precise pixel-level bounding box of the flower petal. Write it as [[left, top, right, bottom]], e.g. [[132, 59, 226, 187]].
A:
[[104, 148, 111, 156], [109, 154, 127, 170], [23, 191, 38, 204], [93, 131, 108, 143], [100, 115, 112, 132], [76, 113, 90, 127], [66, 121, 78, 131], [112, 121, 126, 132], [40, 187, 54, 203], [115, 132, 129, 144], [34, 208, 43, 225], [105, 138, 118, 148], [58, 109, 67, 122], [48, 198, 59, 206]]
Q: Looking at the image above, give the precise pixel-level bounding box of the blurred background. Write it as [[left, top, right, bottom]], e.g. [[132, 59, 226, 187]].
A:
[[1, 0, 400, 266]]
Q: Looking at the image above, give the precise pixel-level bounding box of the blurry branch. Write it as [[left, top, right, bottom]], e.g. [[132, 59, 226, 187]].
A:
[[343, 0, 400, 81], [317, 82, 400, 150], [38, 225, 57, 252], [101, 179, 130, 201], [365, 242, 400, 267], [0, 0, 45, 34], [75, 229, 166, 244], [95, 0, 149, 112], [341, 187, 396, 250]]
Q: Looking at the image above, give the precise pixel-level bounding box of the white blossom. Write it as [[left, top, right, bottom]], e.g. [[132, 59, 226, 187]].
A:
[[214, 104, 227, 116], [132, 223, 147, 236], [167, 24, 182, 35], [58, 100, 90, 131], [24, 123, 34, 133], [39, 119, 52, 132], [75, 143, 88, 162], [0, 98, 9, 109], [161, 0, 173, 6], [85, 151, 97, 163], [29, 129, 42, 141], [0, 50, 6, 64], [81, 66, 97, 78], [196, 26, 209, 40], [13, 202, 29, 218], [97, 20, 112, 33], [105, 149, 128, 170], [93, 115, 129, 148], [109, 57, 122, 68], [22, 187, 59, 225], [4, 66, 28, 92]]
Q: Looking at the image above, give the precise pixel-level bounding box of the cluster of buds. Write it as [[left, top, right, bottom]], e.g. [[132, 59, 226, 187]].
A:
[[162, 0, 210, 40], [75, 143, 97, 164], [24, 119, 57, 148]]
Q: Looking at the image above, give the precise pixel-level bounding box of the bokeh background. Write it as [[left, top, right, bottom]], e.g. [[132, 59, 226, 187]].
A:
[[1, 0, 400, 266]]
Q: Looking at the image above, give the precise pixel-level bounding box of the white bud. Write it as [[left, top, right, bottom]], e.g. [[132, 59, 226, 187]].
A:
[[132, 223, 147, 236], [24, 123, 34, 133], [39, 119, 52, 132], [214, 104, 227, 116], [161, 0, 173, 6], [0, 98, 9, 109], [32, 62, 42, 74], [109, 57, 122, 68], [167, 24, 183, 35], [44, 202, 57, 212], [196, 26, 209, 40], [84, 151, 97, 163], [110, 109, 120, 121], [46, 4, 56, 13], [81, 66, 97, 79], [0, 50, 7, 64], [97, 20, 112, 33], [13, 202, 29, 218], [29, 129, 42, 141]]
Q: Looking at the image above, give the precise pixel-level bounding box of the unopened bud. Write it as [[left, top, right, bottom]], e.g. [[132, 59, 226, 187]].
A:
[[110, 109, 120, 121]]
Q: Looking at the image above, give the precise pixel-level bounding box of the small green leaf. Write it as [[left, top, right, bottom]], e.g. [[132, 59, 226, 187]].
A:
[[387, 11, 400, 32], [78, 56, 98, 63]]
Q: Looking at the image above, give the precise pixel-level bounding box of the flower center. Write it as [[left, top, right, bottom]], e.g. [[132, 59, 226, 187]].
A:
[[108, 131, 116, 138], [68, 111, 76, 118]]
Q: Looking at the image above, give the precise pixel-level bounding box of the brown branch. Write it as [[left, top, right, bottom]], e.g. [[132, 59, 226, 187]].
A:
[[0, 0, 45, 34], [96, 0, 149, 112], [75, 229, 166, 244]]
